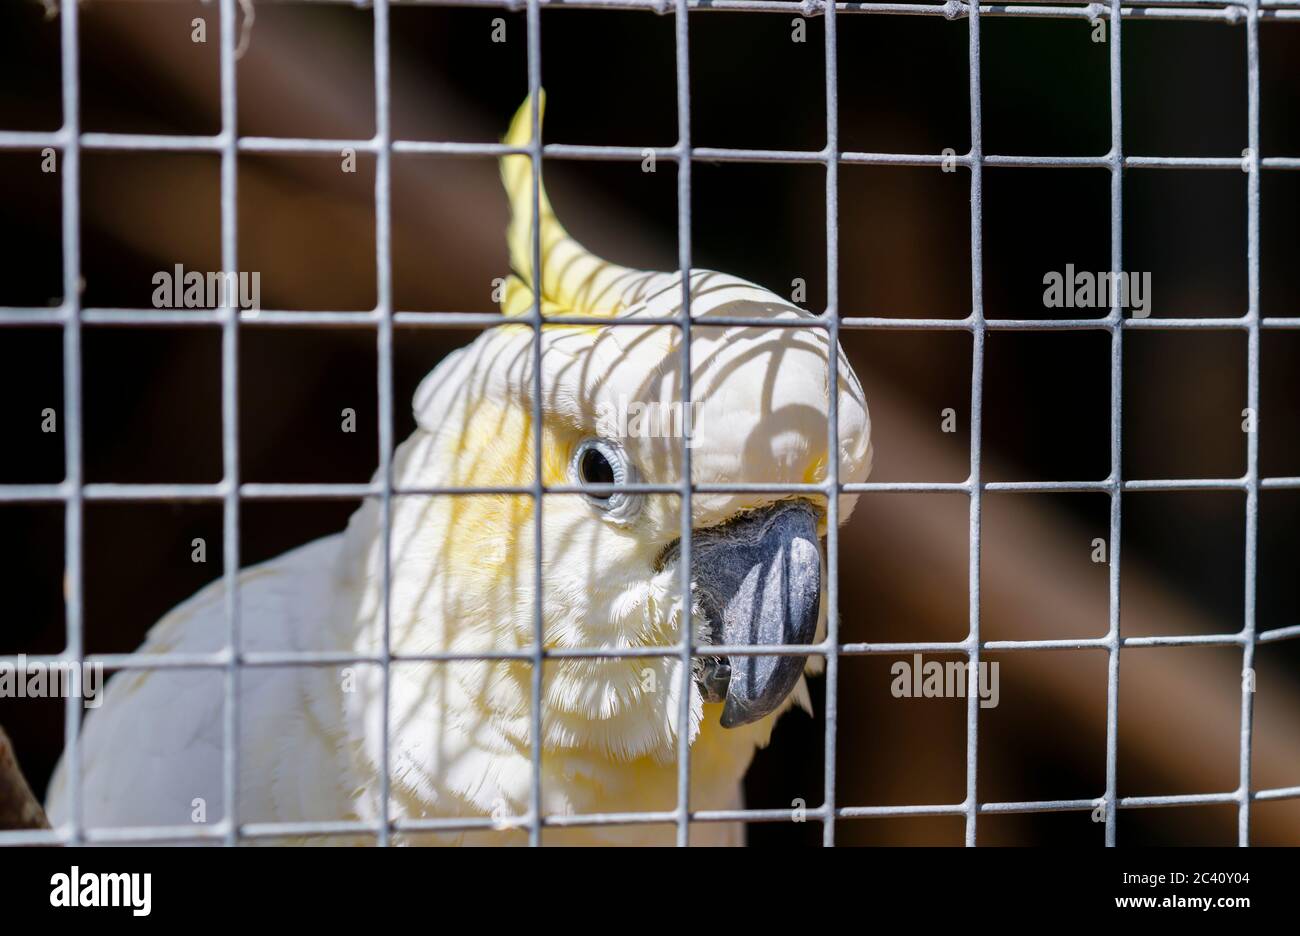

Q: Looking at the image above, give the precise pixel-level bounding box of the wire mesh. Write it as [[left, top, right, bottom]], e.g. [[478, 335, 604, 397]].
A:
[[0, 0, 1297, 846]]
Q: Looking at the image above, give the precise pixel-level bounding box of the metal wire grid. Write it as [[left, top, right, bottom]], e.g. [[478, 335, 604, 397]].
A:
[[0, 0, 1298, 847]]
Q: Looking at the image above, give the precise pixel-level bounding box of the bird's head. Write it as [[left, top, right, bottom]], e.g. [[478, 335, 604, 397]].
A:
[[349, 95, 872, 774]]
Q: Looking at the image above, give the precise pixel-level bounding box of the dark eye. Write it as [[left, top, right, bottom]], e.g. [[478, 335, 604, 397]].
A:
[[580, 447, 616, 491], [570, 438, 644, 524]]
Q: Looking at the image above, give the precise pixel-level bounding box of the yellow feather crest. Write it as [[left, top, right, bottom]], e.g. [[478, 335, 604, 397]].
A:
[[500, 93, 657, 319]]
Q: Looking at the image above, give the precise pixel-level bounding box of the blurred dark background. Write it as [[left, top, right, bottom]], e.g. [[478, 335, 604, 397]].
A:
[[0, 0, 1297, 845]]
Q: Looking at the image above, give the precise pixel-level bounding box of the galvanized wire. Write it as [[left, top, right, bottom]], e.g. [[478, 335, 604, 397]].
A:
[[821, 0, 843, 847], [56, 0, 84, 849], [218, 0, 242, 852], [526, 0, 545, 849], [373, 0, 397, 849], [1102, 0, 1123, 847], [0, 0, 1295, 847], [107, 0, 1300, 24], [962, 0, 989, 848], [672, 0, 696, 849], [1238, 0, 1263, 847]]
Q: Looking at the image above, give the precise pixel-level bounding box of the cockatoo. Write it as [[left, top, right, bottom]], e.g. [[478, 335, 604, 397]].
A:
[[46, 95, 872, 845]]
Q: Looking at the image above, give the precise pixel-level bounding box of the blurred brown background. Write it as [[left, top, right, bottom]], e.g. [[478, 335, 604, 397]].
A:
[[0, 0, 1297, 845]]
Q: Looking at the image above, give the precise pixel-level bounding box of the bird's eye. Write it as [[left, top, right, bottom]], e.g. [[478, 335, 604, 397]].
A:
[[580, 447, 616, 488], [570, 438, 643, 524]]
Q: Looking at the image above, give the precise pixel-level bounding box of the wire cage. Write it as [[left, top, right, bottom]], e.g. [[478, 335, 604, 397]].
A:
[[0, 0, 1298, 847]]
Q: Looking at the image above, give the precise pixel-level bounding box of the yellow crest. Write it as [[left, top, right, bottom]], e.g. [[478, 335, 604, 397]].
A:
[[499, 93, 656, 319]]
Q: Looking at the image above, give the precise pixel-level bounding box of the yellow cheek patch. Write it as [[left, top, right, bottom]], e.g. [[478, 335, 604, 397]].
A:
[[433, 403, 576, 591], [802, 452, 828, 485], [544, 431, 574, 486], [427, 404, 585, 623], [447, 400, 576, 492]]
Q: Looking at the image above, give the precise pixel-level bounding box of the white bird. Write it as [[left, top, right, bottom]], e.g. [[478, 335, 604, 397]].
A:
[[46, 95, 873, 845]]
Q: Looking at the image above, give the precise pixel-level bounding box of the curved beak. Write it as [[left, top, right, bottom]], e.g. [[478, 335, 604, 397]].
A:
[[688, 500, 822, 728]]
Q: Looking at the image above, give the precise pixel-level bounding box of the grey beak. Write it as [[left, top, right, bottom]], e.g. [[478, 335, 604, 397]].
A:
[[688, 500, 822, 728]]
